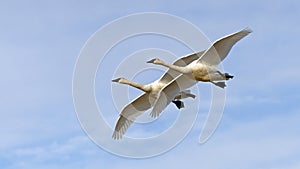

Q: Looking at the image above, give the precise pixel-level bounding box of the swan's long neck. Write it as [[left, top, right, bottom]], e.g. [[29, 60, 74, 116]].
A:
[[156, 60, 190, 74], [119, 79, 151, 92]]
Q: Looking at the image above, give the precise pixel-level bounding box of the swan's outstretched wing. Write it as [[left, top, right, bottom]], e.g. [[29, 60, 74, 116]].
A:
[[159, 50, 206, 84], [198, 28, 252, 66], [151, 75, 197, 118], [113, 93, 153, 139]]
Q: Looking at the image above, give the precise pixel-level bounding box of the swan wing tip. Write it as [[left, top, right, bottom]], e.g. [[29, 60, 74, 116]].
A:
[[150, 111, 159, 118], [112, 131, 123, 140], [243, 27, 253, 34]]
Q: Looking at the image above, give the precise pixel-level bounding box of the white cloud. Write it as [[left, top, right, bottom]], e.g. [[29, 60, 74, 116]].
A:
[[6, 108, 298, 169], [2, 136, 100, 169], [133, 108, 300, 169]]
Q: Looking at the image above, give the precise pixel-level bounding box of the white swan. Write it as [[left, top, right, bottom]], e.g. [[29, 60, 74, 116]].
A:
[[111, 50, 206, 139], [147, 28, 252, 118]]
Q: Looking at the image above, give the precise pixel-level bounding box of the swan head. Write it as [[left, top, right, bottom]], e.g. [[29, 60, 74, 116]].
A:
[[146, 58, 161, 64]]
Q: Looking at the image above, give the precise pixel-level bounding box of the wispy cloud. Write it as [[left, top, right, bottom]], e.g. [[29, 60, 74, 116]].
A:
[[2, 136, 100, 169]]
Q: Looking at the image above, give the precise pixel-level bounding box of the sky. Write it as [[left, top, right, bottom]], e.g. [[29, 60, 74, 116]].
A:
[[1, 0, 300, 168]]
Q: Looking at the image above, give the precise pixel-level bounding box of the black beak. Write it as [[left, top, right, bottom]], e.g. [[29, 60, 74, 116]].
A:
[[146, 58, 156, 63], [112, 78, 121, 82]]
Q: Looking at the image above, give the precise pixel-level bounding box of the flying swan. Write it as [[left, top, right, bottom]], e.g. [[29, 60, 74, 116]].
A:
[[147, 28, 252, 118]]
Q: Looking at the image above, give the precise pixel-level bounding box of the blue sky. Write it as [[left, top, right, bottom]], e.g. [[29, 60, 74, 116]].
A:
[[1, 0, 300, 168]]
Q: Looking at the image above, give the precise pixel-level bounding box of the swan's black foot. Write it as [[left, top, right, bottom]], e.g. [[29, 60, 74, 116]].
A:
[[225, 73, 234, 80], [172, 100, 184, 109], [212, 82, 226, 88]]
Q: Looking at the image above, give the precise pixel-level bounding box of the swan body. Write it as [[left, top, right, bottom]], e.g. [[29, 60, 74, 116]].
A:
[[148, 28, 252, 118]]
